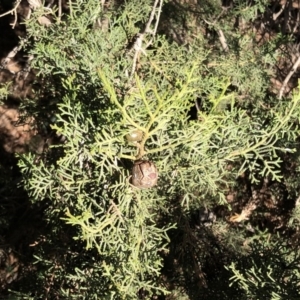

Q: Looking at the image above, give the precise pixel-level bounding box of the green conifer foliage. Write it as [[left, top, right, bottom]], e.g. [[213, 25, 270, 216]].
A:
[[0, 0, 300, 298]]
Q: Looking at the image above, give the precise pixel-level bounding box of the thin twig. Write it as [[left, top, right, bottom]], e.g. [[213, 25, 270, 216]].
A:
[[1, 42, 25, 73], [58, 0, 62, 21], [130, 0, 163, 77], [145, 0, 163, 48], [203, 8, 226, 27], [279, 55, 300, 99], [0, 0, 22, 29], [283, 0, 292, 34], [0, 0, 21, 18], [195, 99, 201, 112], [292, 9, 300, 33], [144, 0, 161, 34], [217, 29, 229, 52], [46, 0, 54, 8], [68, 0, 73, 19], [203, 11, 229, 53], [20, 54, 34, 81], [10, 13, 19, 29], [273, 4, 285, 21]]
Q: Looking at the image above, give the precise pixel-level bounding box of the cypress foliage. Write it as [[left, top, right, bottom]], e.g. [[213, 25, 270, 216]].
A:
[[0, 0, 300, 299]]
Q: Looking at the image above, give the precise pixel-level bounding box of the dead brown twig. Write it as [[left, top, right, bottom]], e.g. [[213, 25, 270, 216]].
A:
[[229, 185, 263, 223], [279, 54, 300, 99], [1, 40, 27, 74], [130, 0, 163, 77], [0, 0, 22, 28], [203, 8, 229, 52]]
